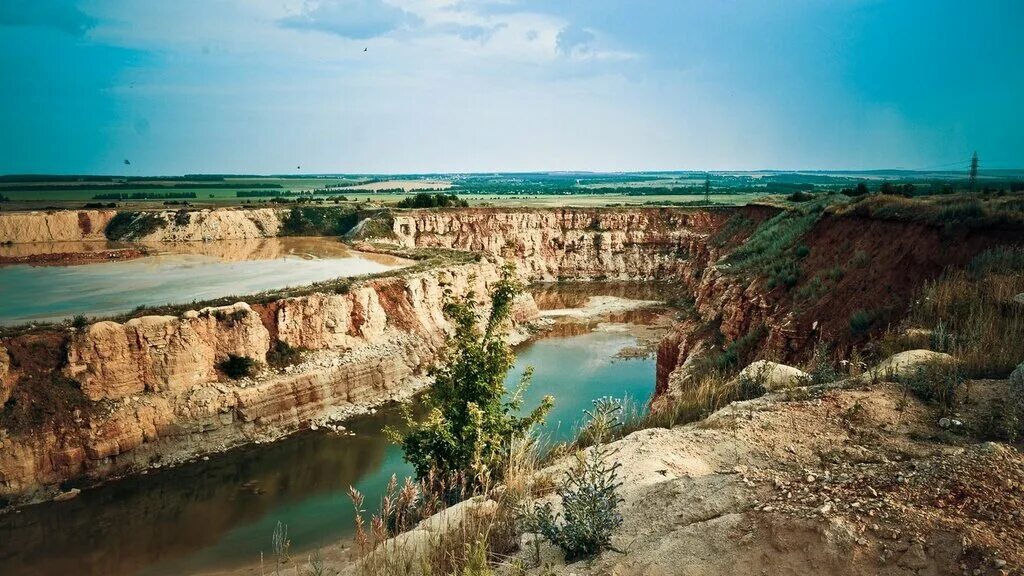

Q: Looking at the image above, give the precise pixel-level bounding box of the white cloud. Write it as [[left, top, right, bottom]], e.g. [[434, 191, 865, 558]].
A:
[[280, 0, 421, 39]]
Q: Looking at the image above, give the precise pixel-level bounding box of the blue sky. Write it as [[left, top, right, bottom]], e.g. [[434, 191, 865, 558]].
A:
[[0, 0, 1021, 174]]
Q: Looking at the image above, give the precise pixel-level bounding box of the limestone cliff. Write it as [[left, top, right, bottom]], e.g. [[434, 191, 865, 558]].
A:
[[0, 260, 530, 505], [0, 210, 116, 243], [392, 208, 720, 281], [0, 208, 282, 244], [390, 208, 779, 399], [135, 208, 282, 242]]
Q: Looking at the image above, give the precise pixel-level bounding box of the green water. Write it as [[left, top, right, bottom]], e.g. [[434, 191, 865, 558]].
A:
[[0, 327, 655, 576]]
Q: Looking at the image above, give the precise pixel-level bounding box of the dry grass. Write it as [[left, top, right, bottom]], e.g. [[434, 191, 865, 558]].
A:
[[347, 435, 548, 576], [642, 370, 739, 430], [886, 247, 1024, 378], [835, 193, 1024, 229]]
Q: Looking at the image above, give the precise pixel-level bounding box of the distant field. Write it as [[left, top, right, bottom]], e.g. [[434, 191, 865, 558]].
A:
[[3, 169, 1017, 211], [0, 175, 767, 209]]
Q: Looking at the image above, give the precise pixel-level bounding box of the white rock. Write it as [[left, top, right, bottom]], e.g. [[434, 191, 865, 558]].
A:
[[737, 360, 809, 391]]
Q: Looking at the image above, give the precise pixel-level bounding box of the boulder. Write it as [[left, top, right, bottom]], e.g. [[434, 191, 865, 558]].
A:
[[737, 360, 808, 391], [864, 350, 954, 382], [1011, 362, 1024, 389]]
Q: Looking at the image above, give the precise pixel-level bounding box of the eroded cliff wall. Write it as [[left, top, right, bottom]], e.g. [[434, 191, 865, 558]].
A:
[[0, 208, 282, 244], [391, 208, 726, 281], [0, 210, 117, 243], [0, 260, 533, 504]]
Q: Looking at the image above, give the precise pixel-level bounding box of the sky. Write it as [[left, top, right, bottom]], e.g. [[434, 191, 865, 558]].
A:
[[0, 0, 1021, 175]]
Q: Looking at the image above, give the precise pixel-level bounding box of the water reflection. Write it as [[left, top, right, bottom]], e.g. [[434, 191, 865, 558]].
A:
[[0, 283, 666, 576], [0, 238, 410, 325], [531, 281, 684, 310], [0, 406, 413, 576]]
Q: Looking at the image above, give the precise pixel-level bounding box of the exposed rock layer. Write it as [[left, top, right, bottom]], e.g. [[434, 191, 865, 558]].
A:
[[0, 210, 116, 243], [0, 261, 523, 504]]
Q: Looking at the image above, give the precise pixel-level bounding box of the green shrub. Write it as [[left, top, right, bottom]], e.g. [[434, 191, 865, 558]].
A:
[[71, 315, 89, 330], [803, 342, 838, 385], [397, 263, 552, 489], [395, 193, 468, 209], [218, 354, 259, 379], [849, 309, 875, 335], [722, 201, 831, 287], [709, 213, 755, 247], [897, 361, 965, 414], [787, 191, 815, 202], [737, 370, 767, 400], [576, 397, 626, 447], [280, 207, 360, 236], [266, 340, 303, 369], [975, 398, 1020, 443], [104, 211, 166, 240], [526, 444, 624, 561]]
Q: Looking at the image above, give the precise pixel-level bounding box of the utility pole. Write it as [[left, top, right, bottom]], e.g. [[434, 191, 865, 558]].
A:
[[704, 174, 711, 204], [969, 151, 979, 192]]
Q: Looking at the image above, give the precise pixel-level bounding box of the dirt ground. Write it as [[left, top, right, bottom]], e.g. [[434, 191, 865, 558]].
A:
[[509, 379, 1022, 576]]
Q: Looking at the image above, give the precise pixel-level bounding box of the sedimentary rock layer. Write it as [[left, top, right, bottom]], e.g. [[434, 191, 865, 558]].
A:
[[0, 260, 525, 504], [0, 210, 116, 243]]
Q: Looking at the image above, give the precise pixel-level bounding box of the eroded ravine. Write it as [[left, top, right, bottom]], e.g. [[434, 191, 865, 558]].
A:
[[1, 205, 1020, 534]]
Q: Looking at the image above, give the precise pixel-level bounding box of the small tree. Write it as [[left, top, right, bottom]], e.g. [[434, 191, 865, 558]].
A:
[[399, 263, 552, 490]]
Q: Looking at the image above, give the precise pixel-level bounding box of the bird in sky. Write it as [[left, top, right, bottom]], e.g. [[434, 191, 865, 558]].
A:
[[123, 159, 131, 166], [363, 47, 367, 52]]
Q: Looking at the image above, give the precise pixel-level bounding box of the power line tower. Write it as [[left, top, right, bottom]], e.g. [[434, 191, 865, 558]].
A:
[[704, 174, 711, 204], [969, 151, 979, 192]]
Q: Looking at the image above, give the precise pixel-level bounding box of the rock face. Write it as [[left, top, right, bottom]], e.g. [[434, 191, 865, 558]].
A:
[[392, 207, 781, 402], [0, 260, 525, 505], [0, 210, 116, 243], [135, 208, 282, 242], [392, 208, 722, 281], [66, 302, 272, 401], [0, 208, 282, 244], [0, 344, 11, 406]]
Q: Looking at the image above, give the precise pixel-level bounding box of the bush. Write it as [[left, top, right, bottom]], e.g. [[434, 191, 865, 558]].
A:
[[841, 182, 870, 197], [71, 315, 89, 330], [266, 340, 303, 369], [218, 354, 259, 379], [398, 263, 552, 489], [849, 309, 875, 335], [576, 397, 626, 447], [903, 251, 1024, 378], [280, 206, 360, 236], [104, 211, 166, 240], [395, 193, 468, 209], [897, 361, 965, 414], [787, 191, 815, 202], [526, 444, 624, 561]]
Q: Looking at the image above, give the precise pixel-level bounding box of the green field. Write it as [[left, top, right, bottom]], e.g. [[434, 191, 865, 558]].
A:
[[1, 170, 1016, 211]]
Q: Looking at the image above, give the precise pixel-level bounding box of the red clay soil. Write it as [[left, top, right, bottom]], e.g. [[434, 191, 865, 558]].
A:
[[792, 213, 1024, 352], [0, 248, 145, 267]]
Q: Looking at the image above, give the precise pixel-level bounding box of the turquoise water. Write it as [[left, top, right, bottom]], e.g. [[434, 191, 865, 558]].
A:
[[0, 238, 408, 326], [0, 327, 656, 576]]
